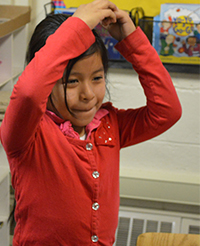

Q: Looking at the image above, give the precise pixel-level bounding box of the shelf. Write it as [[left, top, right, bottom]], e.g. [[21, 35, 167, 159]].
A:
[[0, 5, 30, 38], [101, 16, 200, 73]]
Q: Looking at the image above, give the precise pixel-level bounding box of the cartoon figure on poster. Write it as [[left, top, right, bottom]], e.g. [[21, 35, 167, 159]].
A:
[[160, 17, 172, 36], [160, 34, 177, 56], [159, 4, 200, 61], [179, 36, 200, 56]]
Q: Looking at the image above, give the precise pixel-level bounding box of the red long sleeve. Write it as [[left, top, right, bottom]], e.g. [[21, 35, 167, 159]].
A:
[[0, 17, 95, 154], [115, 27, 182, 147]]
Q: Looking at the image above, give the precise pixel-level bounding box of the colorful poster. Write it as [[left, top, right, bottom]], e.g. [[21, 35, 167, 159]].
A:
[[156, 4, 200, 65]]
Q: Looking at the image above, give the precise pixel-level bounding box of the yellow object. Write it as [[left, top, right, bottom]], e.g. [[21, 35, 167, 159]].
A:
[[136, 233, 200, 246], [159, 55, 200, 65], [63, 0, 200, 17]]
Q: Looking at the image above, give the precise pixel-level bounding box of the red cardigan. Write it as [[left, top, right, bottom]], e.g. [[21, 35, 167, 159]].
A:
[[0, 17, 181, 246]]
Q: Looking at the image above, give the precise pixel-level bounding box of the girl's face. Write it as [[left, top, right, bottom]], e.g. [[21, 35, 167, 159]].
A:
[[48, 52, 106, 136]]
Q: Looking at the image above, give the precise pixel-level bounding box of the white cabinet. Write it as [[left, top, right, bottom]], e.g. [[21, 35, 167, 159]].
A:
[[0, 5, 30, 91], [0, 26, 27, 91], [0, 5, 30, 245], [1, 26, 27, 86], [0, 5, 30, 122]]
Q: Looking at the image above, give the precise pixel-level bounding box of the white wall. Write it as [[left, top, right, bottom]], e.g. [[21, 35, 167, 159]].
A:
[[107, 68, 200, 185]]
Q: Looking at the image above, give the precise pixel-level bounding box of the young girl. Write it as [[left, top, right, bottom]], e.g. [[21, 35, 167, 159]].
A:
[[0, 0, 181, 245]]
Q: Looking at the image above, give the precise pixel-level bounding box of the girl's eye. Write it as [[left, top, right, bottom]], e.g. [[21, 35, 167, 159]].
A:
[[67, 79, 78, 84], [93, 76, 103, 82]]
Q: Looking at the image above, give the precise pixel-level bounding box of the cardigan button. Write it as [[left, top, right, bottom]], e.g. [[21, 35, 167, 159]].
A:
[[92, 171, 99, 179], [86, 143, 93, 150], [92, 202, 99, 211], [91, 235, 98, 242]]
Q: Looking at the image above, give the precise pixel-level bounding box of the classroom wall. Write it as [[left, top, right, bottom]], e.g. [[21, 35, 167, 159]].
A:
[[63, 0, 200, 17], [1, 0, 200, 198], [107, 68, 200, 186]]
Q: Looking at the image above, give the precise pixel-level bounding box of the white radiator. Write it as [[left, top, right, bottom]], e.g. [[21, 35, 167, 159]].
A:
[[114, 207, 200, 246]]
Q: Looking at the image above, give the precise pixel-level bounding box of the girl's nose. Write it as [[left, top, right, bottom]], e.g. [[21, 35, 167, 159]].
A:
[[79, 83, 95, 101]]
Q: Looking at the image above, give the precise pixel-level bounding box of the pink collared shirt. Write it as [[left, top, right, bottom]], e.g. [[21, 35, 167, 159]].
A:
[[45, 108, 109, 140]]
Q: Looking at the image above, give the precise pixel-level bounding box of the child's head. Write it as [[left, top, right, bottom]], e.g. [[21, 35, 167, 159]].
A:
[[186, 36, 197, 46], [27, 14, 109, 136], [26, 14, 109, 72], [165, 34, 175, 45]]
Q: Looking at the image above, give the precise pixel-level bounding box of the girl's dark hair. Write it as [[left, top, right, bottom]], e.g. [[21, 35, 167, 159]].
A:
[[26, 14, 109, 72], [26, 14, 67, 63], [26, 14, 109, 114]]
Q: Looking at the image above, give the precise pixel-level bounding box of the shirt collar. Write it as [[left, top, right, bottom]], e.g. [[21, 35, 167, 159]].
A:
[[45, 107, 109, 140]]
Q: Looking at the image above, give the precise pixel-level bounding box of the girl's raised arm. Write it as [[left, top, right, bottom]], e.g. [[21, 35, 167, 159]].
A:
[[0, 0, 119, 155], [0, 16, 94, 154]]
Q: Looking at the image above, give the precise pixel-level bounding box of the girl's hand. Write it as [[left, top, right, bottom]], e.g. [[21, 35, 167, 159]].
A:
[[72, 0, 118, 30], [105, 9, 136, 41]]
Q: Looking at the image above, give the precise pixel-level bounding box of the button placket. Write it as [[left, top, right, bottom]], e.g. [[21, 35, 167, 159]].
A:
[[85, 141, 100, 243]]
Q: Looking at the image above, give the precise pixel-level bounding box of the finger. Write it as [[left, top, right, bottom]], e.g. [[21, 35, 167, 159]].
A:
[[100, 9, 117, 24], [101, 19, 111, 28], [93, 0, 118, 12], [106, 1, 118, 12], [72, 0, 117, 30], [101, 18, 115, 28]]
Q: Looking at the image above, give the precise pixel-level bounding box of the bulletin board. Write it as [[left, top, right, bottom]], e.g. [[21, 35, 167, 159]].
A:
[[63, 0, 200, 17]]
